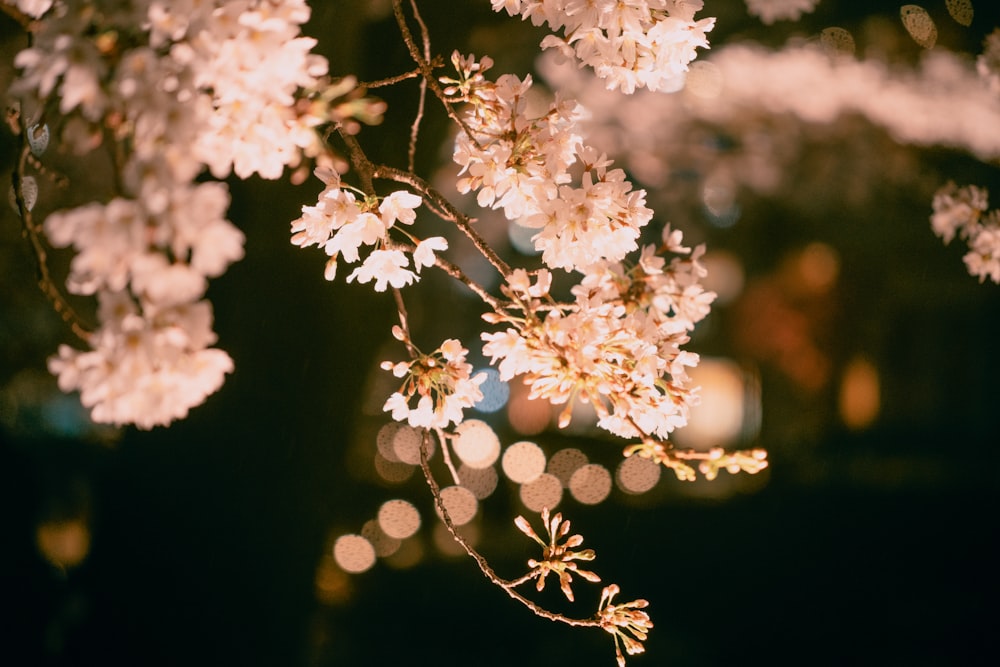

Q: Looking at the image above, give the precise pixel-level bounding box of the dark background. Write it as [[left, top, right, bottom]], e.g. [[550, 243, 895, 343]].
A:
[[3, 2, 999, 666]]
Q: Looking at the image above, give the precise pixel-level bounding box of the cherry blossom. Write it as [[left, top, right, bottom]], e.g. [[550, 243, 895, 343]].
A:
[[744, 0, 820, 25], [931, 182, 1000, 284], [491, 0, 715, 93]]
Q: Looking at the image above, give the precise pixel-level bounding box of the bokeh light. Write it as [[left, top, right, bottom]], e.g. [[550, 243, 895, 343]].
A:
[[519, 473, 563, 512], [673, 357, 747, 449], [376, 422, 403, 462], [472, 367, 510, 413], [457, 463, 499, 500], [506, 382, 551, 435], [701, 250, 745, 305], [433, 519, 480, 556], [684, 60, 723, 99], [839, 356, 881, 430], [35, 518, 90, 570], [361, 520, 402, 558], [546, 447, 588, 487], [374, 451, 416, 483], [333, 534, 376, 574], [452, 419, 501, 469], [436, 485, 479, 526], [377, 499, 422, 539], [502, 441, 547, 484], [392, 424, 427, 465], [616, 454, 662, 495], [569, 464, 612, 505]]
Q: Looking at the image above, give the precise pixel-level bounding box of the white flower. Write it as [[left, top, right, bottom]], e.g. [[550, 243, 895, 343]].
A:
[[964, 225, 1000, 284], [931, 182, 988, 245], [482, 234, 711, 441], [413, 236, 448, 272], [10, 0, 53, 18], [491, 0, 715, 93], [47, 291, 234, 429], [381, 339, 486, 429], [379, 191, 423, 227], [346, 249, 417, 291], [449, 62, 651, 272]]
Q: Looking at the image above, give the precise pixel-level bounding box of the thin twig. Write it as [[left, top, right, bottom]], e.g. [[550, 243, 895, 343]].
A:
[[391, 287, 420, 358], [390, 0, 481, 147], [0, 2, 35, 29], [409, 77, 427, 172], [418, 430, 602, 629], [434, 427, 462, 485], [11, 127, 92, 343], [384, 239, 503, 309], [373, 163, 512, 278], [405, 0, 433, 172], [362, 67, 423, 89]]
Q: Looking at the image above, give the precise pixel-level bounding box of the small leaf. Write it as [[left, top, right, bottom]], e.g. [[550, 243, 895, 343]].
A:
[[945, 0, 974, 27], [8, 176, 37, 214], [901, 5, 938, 49], [27, 123, 49, 155], [820, 27, 856, 57]]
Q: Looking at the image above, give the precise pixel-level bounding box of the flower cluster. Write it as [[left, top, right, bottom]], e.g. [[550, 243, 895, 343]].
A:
[[9, 0, 338, 427], [979, 29, 1000, 96], [381, 331, 486, 429], [447, 54, 652, 271], [597, 584, 653, 667], [490, 0, 714, 93], [40, 182, 244, 428], [481, 226, 714, 443], [291, 167, 447, 290], [48, 291, 233, 430], [744, 0, 820, 25], [625, 441, 769, 481], [514, 507, 600, 602], [931, 182, 1000, 284], [5, 0, 52, 18]]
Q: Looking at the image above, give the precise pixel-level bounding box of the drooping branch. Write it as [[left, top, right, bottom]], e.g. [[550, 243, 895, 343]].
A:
[[9, 109, 92, 343], [418, 429, 604, 630]]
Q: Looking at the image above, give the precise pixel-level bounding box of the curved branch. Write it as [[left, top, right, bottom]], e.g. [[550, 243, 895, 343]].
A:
[[10, 111, 92, 343], [418, 430, 603, 630], [373, 163, 512, 278], [391, 0, 481, 146]]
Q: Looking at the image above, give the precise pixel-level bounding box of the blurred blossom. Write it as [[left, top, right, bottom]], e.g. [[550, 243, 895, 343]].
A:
[[745, 0, 820, 25], [539, 42, 1000, 213]]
